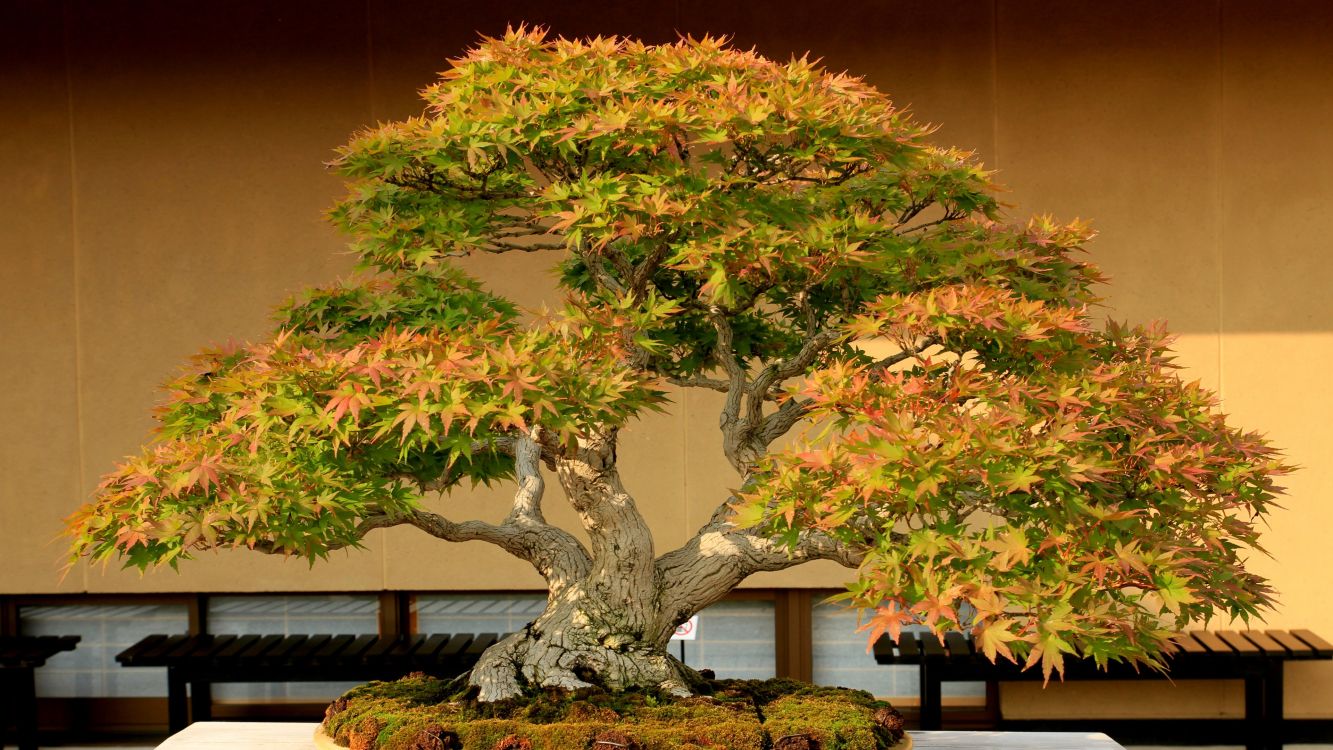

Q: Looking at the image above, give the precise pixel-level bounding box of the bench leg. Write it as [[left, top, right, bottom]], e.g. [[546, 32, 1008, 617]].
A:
[[0, 669, 10, 750], [167, 667, 189, 734], [919, 661, 942, 730], [1245, 674, 1264, 750], [15, 667, 38, 750], [191, 679, 213, 723], [1264, 662, 1284, 750]]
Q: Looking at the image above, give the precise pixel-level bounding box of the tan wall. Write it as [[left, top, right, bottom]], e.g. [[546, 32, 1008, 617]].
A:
[[2, 0, 1330, 716]]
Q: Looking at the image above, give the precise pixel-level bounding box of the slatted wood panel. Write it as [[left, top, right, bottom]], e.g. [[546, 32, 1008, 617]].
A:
[[872, 629, 1333, 665], [117, 632, 504, 674]]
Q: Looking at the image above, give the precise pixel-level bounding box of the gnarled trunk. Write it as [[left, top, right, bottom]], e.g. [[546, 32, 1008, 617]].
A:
[[466, 429, 698, 702], [468, 580, 699, 702], [444, 428, 860, 702]]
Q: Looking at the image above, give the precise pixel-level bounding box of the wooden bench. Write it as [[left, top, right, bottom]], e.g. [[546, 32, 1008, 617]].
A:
[[117, 632, 503, 732], [1, 635, 80, 750], [873, 628, 1333, 750]]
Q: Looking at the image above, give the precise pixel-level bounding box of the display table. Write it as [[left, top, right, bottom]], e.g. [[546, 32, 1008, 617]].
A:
[[155, 722, 1127, 749]]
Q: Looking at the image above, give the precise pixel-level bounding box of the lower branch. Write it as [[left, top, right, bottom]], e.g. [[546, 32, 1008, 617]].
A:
[[654, 512, 863, 627], [410, 508, 591, 597]]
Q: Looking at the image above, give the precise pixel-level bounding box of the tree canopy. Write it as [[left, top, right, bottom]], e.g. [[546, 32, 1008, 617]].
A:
[[68, 28, 1288, 684]]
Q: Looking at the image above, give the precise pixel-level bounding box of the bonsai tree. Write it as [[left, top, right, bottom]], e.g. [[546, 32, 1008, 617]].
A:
[[68, 29, 1287, 702]]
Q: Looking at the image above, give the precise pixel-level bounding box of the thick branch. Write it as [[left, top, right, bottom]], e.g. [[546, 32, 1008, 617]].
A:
[[755, 396, 815, 446], [654, 518, 864, 623], [709, 309, 750, 471], [503, 432, 547, 526], [554, 429, 657, 629], [410, 506, 591, 596], [749, 329, 841, 405], [665, 375, 732, 393]]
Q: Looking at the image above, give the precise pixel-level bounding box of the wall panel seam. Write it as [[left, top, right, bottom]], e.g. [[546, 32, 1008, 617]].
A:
[[59, 0, 88, 593]]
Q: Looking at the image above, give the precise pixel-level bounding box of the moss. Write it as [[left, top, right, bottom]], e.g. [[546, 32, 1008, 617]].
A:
[[323, 676, 902, 750], [762, 695, 882, 750], [339, 674, 454, 707]]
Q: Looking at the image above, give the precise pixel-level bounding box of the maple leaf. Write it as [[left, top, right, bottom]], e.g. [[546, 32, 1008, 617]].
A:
[[860, 601, 916, 647], [1154, 572, 1199, 615], [114, 526, 151, 552], [1025, 630, 1075, 684], [982, 528, 1033, 572], [976, 619, 1020, 663]]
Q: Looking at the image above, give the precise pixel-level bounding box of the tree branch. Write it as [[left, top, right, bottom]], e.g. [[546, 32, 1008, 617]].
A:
[[665, 375, 732, 393], [654, 513, 865, 624], [745, 328, 841, 425], [410, 505, 592, 597], [503, 432, 547, 526], [709, 308, 751, 471], [755, 396, 815, 446]]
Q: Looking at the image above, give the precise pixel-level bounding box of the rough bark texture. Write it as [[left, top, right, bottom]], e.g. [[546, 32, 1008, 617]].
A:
[[457, 426, 862, 702]]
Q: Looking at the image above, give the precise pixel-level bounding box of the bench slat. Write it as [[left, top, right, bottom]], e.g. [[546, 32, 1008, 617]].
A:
[[361, 635, 401, 660], [192, 634, 239, 662], [238, 634, 285, 660], [1169, 633, 1208, 655], [439, 633, 471, 658], [165, 636, 205, 661], [1238, 630, 1287, 656], [140, 635, 191, 662], [1266, 630, 1316, 657], [340, 634, 380, 662], [1214, 630, 1261, 656], [215, 634, 262, 660], [117, 634, 169, 664], [1289, 629, 1333, 658], [872, 634, 898, 663], [261, 635, 309, 664], [289, 634, 333, 662], [899, 634, 921, 660], [385, 634, 428, 662], [944, 632, 973, 662], [920, 634, 947, 659], [1188, 630, 1234, 655], [416, 634, 452, 660], [313, 634, 357, 661]]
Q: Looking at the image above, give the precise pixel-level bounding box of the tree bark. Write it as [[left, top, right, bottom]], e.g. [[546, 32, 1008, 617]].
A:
[[466, 429, 696, 702], [468, 581, 698, 701]]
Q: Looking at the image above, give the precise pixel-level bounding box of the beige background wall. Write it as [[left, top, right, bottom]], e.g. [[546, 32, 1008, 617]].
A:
[[2, 0, 1330, 717]]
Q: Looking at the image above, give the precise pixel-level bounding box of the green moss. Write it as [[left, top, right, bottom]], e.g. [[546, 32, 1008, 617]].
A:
[[340, 674, 454, 706], [763, 695, 883, 750], [323, 675, 901, 750]]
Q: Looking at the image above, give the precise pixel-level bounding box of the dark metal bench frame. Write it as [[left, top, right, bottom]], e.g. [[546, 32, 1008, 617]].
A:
[[1, 636, 80, 750], [117, 632, 502, 733], [874, 628, 1333, 750]]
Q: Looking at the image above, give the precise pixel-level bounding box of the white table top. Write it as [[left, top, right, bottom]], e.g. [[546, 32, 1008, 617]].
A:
[[912, 732, 1125, 749], [156, 722, 321, 748], [156, 722, 1126, 749]]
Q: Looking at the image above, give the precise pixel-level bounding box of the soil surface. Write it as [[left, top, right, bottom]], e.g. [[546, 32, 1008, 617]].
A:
[[322, 674, 905, 750]]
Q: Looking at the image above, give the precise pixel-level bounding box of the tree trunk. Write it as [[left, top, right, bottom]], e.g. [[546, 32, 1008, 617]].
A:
[[468, 581, 698, 702], [451, 426, 859, 702]]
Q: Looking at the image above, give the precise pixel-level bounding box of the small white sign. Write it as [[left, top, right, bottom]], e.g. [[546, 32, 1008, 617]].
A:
[[670, 615, 699, 641]]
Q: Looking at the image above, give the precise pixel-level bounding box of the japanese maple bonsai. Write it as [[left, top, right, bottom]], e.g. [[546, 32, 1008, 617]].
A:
[[69, 27, 1286, 743]]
